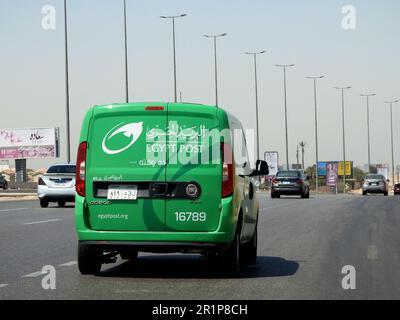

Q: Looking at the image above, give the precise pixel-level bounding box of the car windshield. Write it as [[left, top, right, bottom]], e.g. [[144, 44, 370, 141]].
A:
[[47, 165, 76, 174], [276, 171, 301, 178], [366, 175, 384, 180]]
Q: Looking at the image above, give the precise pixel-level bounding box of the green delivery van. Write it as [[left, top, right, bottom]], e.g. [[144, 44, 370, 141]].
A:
[[75, 102, 268, 275]]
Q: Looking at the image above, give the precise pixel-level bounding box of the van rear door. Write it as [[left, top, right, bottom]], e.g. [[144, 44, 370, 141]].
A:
[[85, 103, 168, 231], [165, 103, 222, 232]]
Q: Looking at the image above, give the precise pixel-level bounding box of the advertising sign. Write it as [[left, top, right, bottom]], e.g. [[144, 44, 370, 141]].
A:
[[264, 151, 279, 177], [318, 161, 327, 176], [338, 161, 353, 177], [326, 162, 338, 187], [0, 128, 59, 160], [377, 164, 390, 179]]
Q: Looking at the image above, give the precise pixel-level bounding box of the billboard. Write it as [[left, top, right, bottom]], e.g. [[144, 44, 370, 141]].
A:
[[377, 164, 390, 179], [0, 128, 59, 160], [338, 161, 353, 176], [264, 151, 279, 176], [318, 161, 327, 176], [326, 162, 338, 187]]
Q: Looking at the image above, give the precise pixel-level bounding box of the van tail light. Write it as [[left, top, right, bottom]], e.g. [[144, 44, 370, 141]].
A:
[[221, 143, 234, 198], [76, 142, 87, 197], [38, 177, 46, 186]]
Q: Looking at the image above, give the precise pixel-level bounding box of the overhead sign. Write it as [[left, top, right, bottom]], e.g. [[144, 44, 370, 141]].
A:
[[264, 151, 279, 176], [338, 161, 353, 177], [0, 128, 59, 160]]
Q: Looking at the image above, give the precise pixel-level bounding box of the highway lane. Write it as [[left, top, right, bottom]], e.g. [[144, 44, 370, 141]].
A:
[[0, 194, 399, 299]]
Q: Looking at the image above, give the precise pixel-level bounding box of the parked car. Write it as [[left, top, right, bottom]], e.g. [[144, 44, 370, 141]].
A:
[[0, 175, 8, 190], [362, 174, 389, 196], [394, 183, 400, 195], [271, 170, 310, 199], [75, 102, 269, 275], [37, 164, 76, 207]]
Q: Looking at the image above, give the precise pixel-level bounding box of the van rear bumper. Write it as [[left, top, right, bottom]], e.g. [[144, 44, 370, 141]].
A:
[[79, 240, 229, 253]]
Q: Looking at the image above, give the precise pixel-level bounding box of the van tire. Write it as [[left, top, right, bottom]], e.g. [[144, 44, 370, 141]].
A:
[[221, 227, 241, 274], [40, 199, 49, 208], [243, 223, 257, 265], [78, 244, 101, 275]]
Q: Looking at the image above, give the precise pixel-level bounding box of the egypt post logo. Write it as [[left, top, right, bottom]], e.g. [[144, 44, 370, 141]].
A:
[[102, 122, 143, 155]]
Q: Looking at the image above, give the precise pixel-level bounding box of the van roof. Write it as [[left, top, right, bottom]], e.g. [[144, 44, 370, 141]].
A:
[[94, 102, 217, 109]]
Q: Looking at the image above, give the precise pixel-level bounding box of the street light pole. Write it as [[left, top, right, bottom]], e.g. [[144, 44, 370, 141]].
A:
[[160, 14, 187, 103], [276, 64, 295, 170], [123, 0, 129, 103], [385, 100, 399, 186], [306, 76, 324, 194], [203, 33, 227, 107], [245, 51, 266, 161], [361, 93, 376, 172], [335, 86, 351, 193], [63, 0, 71, 164]]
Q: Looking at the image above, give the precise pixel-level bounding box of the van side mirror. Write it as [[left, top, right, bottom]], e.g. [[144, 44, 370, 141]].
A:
[[250, 160, 269, 176]]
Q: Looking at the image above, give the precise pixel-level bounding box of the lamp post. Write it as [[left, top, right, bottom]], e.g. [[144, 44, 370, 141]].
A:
[[123, 0, 129, 102], [275, 64, 295, 170], [334, 86, 352, 193], [306, 75, 324, 194], [245, 51, 266, 161], [361, 93, 376, 172], [63, 0, 71, 163], [203, 33, 227, 107], [385, 100, 399, 186], [160, 14, 187, 102]]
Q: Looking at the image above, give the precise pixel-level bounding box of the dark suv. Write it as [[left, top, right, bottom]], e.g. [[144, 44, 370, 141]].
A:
[[271, 170, 310, 199], [0, 175, 8, 190]]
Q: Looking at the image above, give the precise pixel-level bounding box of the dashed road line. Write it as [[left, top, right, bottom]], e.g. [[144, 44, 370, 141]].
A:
[[58, 261, 77, 267], [0, 208, 29, 213], [23, 219, 62, 225], [21, 271, 44, 278]]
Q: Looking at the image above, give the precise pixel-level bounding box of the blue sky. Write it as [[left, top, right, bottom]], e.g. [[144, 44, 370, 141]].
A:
[[1, 0, 400, 169]]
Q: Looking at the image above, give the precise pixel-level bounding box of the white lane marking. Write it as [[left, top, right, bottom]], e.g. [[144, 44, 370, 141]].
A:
[[21, 271, 44, 278], [367, 245, 378, 260], [0, 284, 9, 289], [58, 261, 77, 267], [0, 208, 29, 212], [23, 219, 62, 225]]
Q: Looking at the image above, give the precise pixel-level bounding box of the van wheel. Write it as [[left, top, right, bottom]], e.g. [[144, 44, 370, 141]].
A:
[[78, 244, 102, 275], [243, 223, 258, 265], [40, 199, 49, 208], [58, 201, 66, 207], [221, 227, 241, 274]]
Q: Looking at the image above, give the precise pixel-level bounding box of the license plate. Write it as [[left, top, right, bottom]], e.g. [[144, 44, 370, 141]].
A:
[[372, 183, 378, 186], [282, 181, 291, 185], [107, 185, 138, 200]]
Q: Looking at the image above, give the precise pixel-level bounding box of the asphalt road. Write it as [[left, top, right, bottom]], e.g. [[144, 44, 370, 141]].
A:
[[0, 193, 399, 300]]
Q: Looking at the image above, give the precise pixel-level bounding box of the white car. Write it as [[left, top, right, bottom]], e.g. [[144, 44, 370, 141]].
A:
[[38, 164, 76, 208]]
